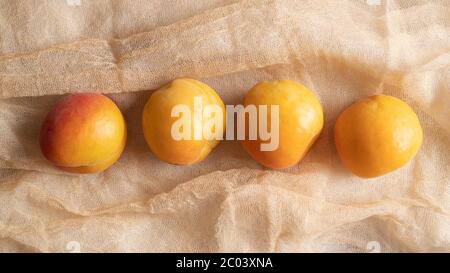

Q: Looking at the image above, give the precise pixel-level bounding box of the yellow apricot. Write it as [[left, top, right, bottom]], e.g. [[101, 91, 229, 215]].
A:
[[334, 95, 423, 178], [142, 78, 225, 165], [241, 80, 324, 169]]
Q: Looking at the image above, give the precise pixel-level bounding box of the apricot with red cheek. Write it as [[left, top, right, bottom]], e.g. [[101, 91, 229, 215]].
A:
[[40, 93, 126, 174]]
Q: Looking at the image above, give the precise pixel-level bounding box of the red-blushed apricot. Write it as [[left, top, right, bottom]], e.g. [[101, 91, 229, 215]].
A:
[[40, 93, 126, 174]]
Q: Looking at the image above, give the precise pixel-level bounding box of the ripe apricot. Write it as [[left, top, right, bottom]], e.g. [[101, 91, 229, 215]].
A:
[[241, 80, 324, 169], [40, 93, 126, 174], [142, 78, 225, 165], [334, 95, 423, 178]]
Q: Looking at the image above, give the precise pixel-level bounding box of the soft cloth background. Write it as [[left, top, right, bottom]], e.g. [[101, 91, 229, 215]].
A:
[[0, 0, 449, 252]]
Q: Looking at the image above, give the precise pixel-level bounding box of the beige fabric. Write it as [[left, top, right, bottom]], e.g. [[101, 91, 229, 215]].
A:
[[0, 0, 449, 252]]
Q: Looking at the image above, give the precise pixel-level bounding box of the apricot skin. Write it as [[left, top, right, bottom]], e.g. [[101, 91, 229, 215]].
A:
[[241, 80, 324, 169], [142, 78, 225, 165], [334, 95, 423, 178], [40, 93, 126, 174]]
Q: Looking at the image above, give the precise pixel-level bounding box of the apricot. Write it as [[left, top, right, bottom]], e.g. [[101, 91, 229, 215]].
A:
[[334, 95, 423, 178], [142, 78, 225, 165], [40, 93, 126, 174], [241, 80, 324, 169]]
